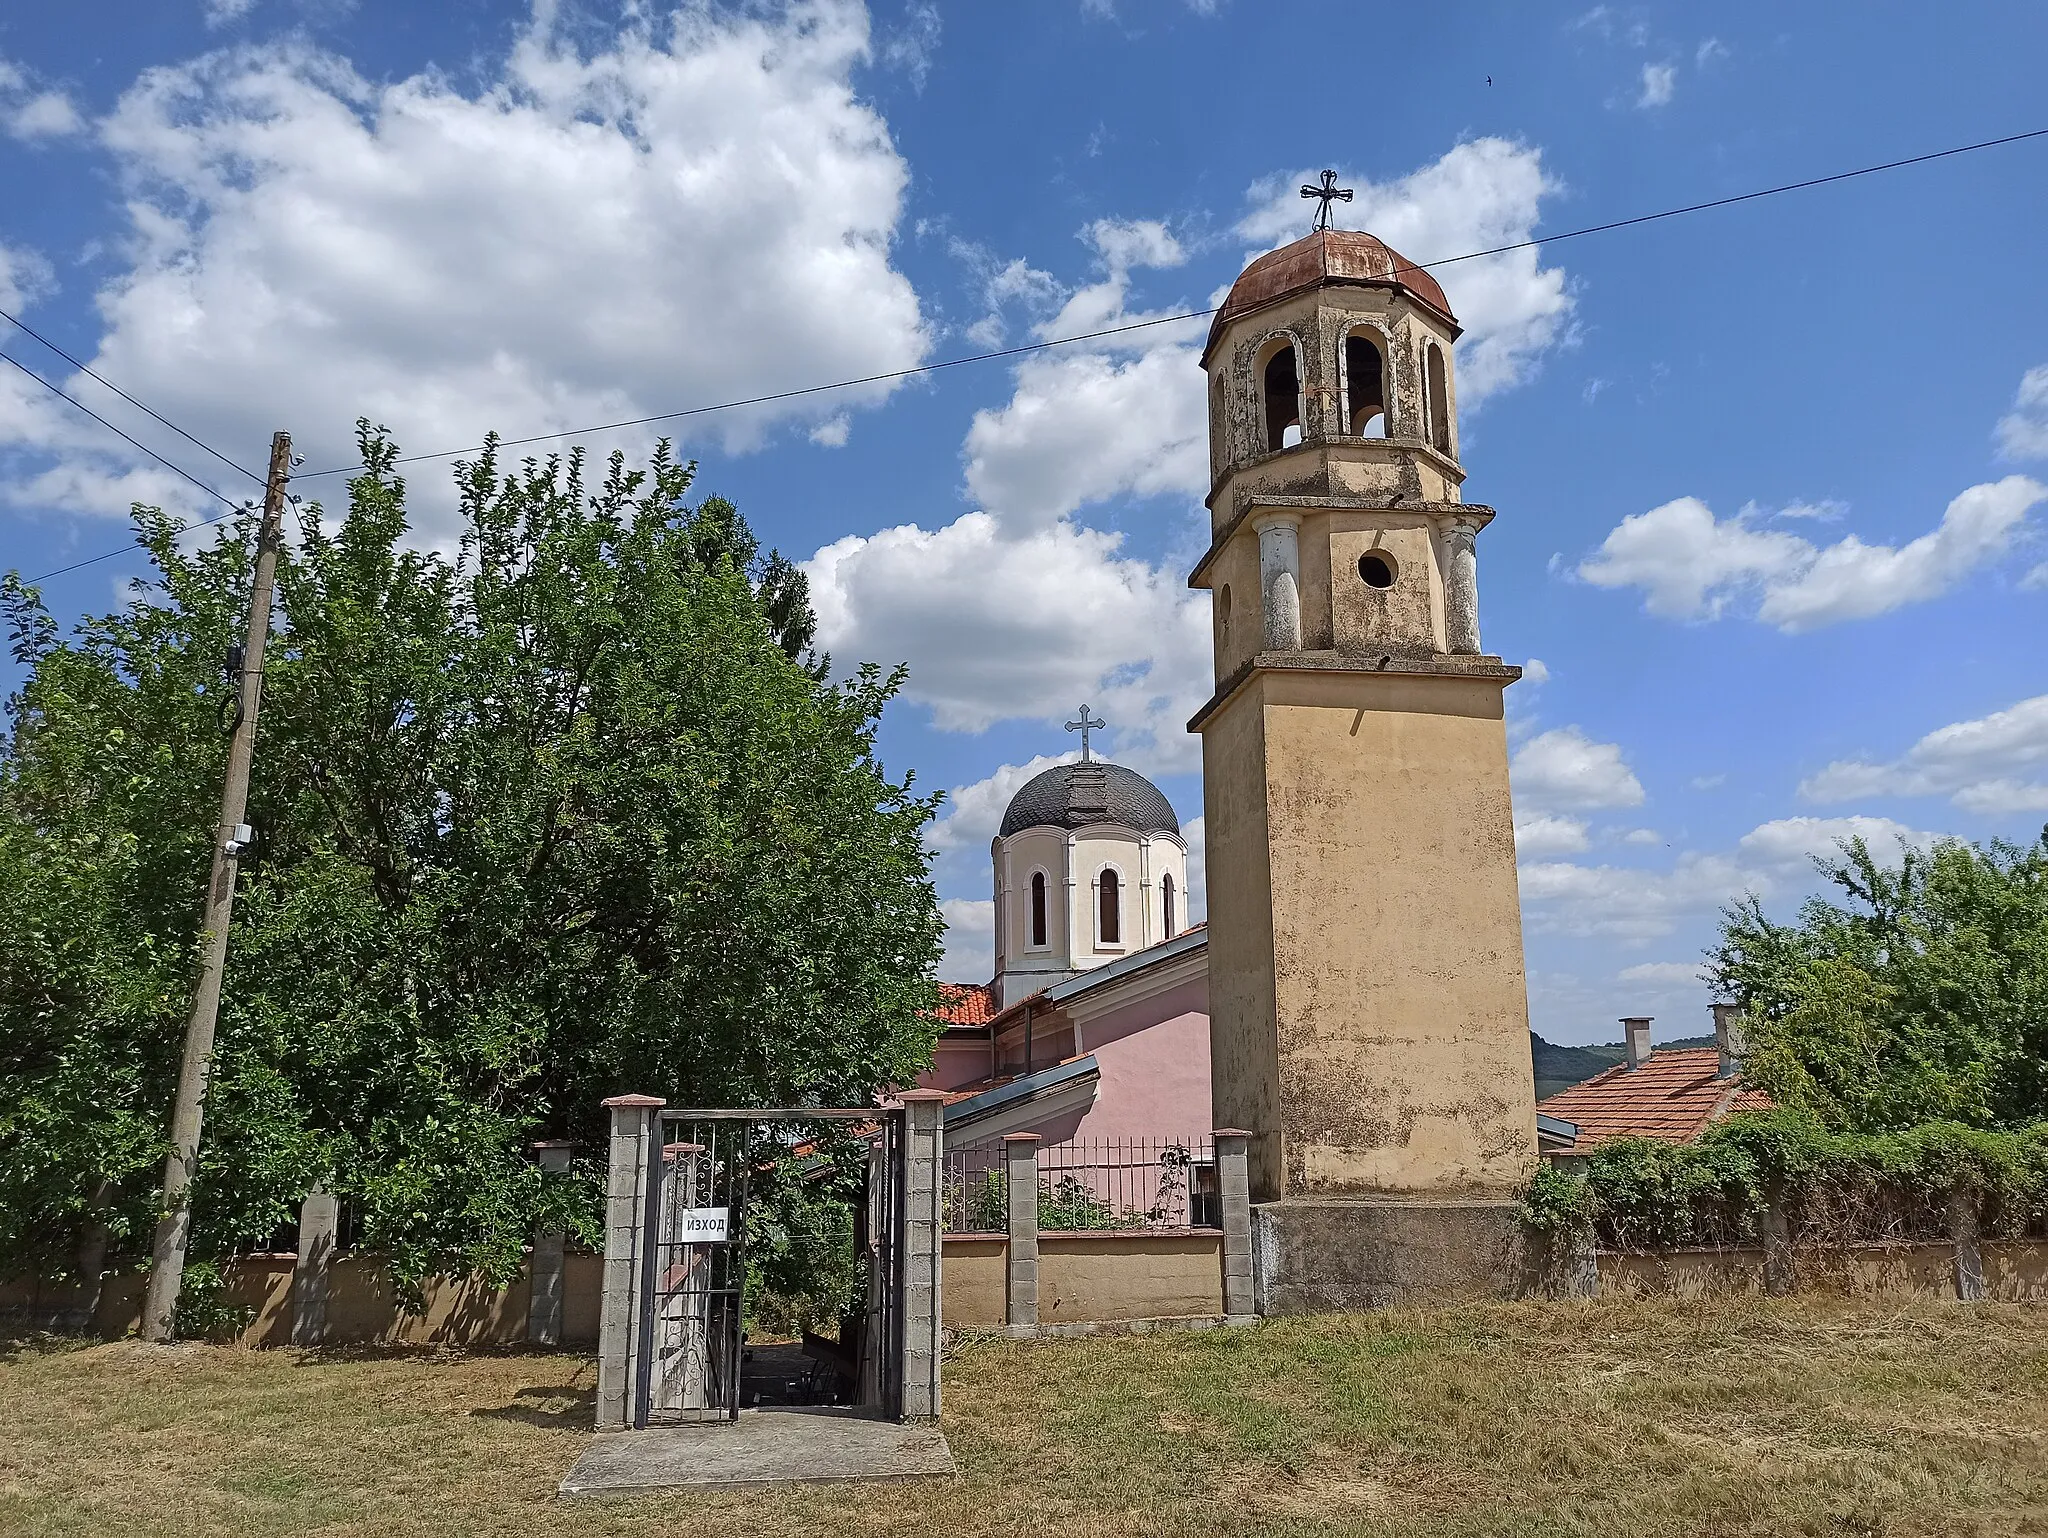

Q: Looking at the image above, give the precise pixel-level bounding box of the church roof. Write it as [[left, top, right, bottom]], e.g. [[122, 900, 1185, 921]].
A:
[[1204, 228, 1459, 363], [998, 760, 1181, 839]]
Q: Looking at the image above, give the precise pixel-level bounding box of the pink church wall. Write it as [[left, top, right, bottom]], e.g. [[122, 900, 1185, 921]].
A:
[[920, 1036, 992, 1093], [1069, 975, 1212, 1145]]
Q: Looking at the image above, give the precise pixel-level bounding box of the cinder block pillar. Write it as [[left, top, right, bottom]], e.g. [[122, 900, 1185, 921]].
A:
[[1950, 1190, 1986, 1302], [528, 1140, 576, 1347], [1215, 1129, 1256, 1320], [899, 1091, 946, 1423], [289, 1186, 338, 1347], [595, 1094, 664, 1432], [1003, 1133, 1041, 1332]]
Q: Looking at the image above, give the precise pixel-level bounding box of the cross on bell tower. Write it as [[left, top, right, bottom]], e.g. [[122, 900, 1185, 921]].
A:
[[1299, 170, 1353, 232]]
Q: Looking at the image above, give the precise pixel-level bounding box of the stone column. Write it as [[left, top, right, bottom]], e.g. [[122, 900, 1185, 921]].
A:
[[289, 1186, 338, 1347], [899, 1091, 947, 1422], [527, 1140, 575, 1347], [1950, 1190, 1986, 1302], [1712, 1003, 1747, 1081], [1253, 512, 1303, 652], [1003, 1134, 1041, 1333], [1215, 1130, 1255, 1320], [595, 1093, 664, 1432], [1440, 516, 1483, 655]]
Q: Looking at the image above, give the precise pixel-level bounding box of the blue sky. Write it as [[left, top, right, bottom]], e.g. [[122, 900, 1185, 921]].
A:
[[3, 0, 2046, 1045]]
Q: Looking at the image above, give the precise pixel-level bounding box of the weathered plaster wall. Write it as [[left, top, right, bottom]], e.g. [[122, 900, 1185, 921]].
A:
[[1039, 1231, 1225, 1324], [1600, 1242, 2048, 1302], [6, 1253, 606, 1347], [1201, 686, 1286, 1201], [1235, 668, 1537, 1196], [941, 1236, 1008, 1326]]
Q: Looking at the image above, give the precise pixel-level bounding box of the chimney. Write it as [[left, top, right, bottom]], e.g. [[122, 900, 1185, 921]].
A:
[[1712, 1002, 1747, 1081], [1621, 1016, 1653, 1070]]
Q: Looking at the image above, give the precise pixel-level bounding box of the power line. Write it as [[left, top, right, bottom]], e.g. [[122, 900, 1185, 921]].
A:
[[17, 123, 2048, 583], [293, 125, 2048, 480], [0, 305, 265, 488]]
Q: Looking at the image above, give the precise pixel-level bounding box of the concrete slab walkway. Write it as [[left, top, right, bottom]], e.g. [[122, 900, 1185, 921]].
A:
[[558, 1408, 955, 1498]]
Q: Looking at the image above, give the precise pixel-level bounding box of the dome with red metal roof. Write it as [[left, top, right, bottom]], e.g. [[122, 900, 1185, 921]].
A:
[[1203, 229, 1458, 363]]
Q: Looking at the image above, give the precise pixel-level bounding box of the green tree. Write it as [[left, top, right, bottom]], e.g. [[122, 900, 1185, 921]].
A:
[[0, 425, 944, 1293], [1709, 831, 2048, 1132]]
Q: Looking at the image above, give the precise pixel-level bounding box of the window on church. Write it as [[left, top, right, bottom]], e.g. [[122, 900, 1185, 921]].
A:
[[1030, 871, 1048, 948], [1162, 872, 1176, 937], [1262, 342, 1301, 453], [1099, 869, 1121, 946], [1426, 341, 1451, 454], [1345, 333, 1386, 437]]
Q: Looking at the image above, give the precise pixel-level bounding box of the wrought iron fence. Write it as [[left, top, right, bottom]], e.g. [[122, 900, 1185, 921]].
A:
[[942, 1135, 1219, 1233]]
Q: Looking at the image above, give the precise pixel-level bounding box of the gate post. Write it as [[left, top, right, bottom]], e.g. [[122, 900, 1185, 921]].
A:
[[528, 1140, 576, 1347], [899, 1091, 947, 1423], [1003, 1133, 1041, 1333], [1215, 1130, 1255, 1321], [596, 1094, 664, 1432]]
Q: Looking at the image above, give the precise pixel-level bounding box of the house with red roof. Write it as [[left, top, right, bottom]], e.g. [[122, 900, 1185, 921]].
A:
[[1536, 1011, 1769, 1156]]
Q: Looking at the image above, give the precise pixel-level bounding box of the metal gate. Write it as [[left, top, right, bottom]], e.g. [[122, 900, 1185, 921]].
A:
[[636, 1108, 906, 1427]]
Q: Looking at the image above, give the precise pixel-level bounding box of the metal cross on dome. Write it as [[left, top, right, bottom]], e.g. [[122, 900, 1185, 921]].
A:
[[1300, 169, 1353, 232], [1065, 705, 1106, 761]]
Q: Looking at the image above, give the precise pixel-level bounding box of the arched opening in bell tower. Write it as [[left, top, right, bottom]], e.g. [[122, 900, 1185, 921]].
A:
[[1161, 872, 1177, 937], [1343, 331, 1386, 437], [1260, 339, 1303, 452], [1425, 341, 1452, 455], [1029, 870, 1049, 948]]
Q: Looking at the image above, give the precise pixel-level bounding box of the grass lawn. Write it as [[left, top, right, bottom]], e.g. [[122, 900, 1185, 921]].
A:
[[4, 1297, 2046, 1537]]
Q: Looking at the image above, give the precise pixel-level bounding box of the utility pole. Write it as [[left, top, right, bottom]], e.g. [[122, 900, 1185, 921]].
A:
[[141, 429, 292, 1343]]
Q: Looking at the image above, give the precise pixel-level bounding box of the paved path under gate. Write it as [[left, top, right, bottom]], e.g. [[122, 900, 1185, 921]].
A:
[[558, 1407, 955, 1497]]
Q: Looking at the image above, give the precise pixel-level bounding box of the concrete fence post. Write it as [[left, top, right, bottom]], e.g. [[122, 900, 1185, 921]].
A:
[[595, 1094, 663, 1432], [1215, 1129, 1256, 1321], [1002, 1133, 1041, 1333], [289, 1186, 338, 1347], [528, 1140, 576, 1347], [1950, 1189, 1987, 1302], [1761, 1181, 1795, 1297], [899, 1091, 946, 1423]]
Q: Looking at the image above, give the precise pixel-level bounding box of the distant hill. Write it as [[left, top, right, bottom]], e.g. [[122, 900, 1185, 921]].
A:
[[1531, 1031, 1714, 1102]]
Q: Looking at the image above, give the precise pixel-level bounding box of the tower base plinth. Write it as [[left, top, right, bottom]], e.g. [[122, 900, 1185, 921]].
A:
[[1249, 1196, 1536, 1315]]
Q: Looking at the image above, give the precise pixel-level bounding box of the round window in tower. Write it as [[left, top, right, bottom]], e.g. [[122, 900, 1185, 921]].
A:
[[1358, 552, 1397, 589]]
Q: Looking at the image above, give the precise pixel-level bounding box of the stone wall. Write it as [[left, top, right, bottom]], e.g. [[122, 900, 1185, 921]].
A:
[[1598, 1240, 2048, 1302]]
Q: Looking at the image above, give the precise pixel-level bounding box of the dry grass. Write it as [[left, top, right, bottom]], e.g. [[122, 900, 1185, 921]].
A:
[[4, 1297, 2048, 1537]]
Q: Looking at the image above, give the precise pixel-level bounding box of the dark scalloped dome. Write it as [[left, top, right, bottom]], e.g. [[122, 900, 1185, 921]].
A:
[[999, 761, 1181, 838]]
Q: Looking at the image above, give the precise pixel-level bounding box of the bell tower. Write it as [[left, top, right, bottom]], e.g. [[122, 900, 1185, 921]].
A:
[[1191, 215, 1537, 1306]]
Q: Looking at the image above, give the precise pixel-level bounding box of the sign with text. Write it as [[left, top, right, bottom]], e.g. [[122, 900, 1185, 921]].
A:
[[679, 1207, 730, 1243]]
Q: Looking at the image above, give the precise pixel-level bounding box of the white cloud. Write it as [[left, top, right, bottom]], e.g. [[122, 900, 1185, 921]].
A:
[[1521, 657, 1551, 686], [0, 57, 85, 142], [7, 3, 928, 527], [1997, 365, 2048, 460], [1696, 38, 1729, 66], [1234, 139, 1574, 406], [1578, 478, 2047, 631], [1515, 815, 1591, 857], [1621, 828, 1661, 845], [1511, 726, 1646, 813], [805, 513, 1212, 769], [1800, 693, 2048, 814], [0, 243, 55, 313], [1182, 813, 1207, 925], [1689, 773, 1727, 791], [810, 415, 851, 448], [1519, 814, 1938, 943], [205, 0, 260, 23], [878, 1, 941, 90], [1637, 62, 1676, 107], [1617, 961, 1702, 986], [2024, 562, 2048, 592], [940, 897, 994, 984]]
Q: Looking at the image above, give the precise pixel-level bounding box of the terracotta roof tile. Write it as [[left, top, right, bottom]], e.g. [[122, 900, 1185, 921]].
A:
[[1538, 1048, 1772, 1148], [934, 982, 998, 1027]]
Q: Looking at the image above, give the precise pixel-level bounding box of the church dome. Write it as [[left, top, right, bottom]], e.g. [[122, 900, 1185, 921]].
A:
[[1203, 229, 1458, 363], [999, 761, 1181, 839]]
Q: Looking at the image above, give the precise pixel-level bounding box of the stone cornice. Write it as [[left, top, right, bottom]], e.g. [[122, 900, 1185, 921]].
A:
[[1187, 649, 1522, 733]]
